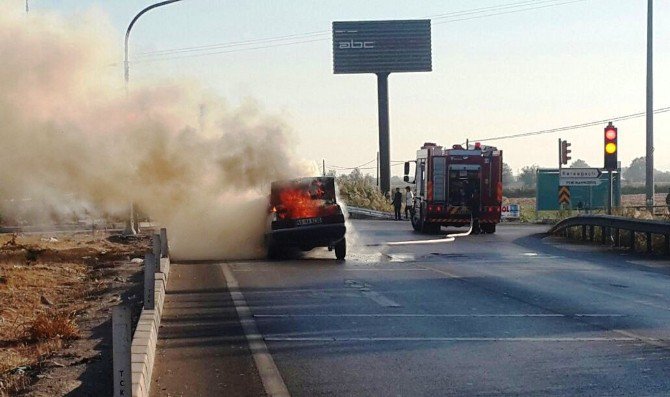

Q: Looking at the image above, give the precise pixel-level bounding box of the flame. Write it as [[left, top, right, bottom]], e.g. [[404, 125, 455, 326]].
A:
[[276, 188, 338, 220]]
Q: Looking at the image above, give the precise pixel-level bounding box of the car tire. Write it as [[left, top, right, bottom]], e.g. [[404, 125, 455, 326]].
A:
[[267, 243, 280, 260], [335, 238, 346, 260]]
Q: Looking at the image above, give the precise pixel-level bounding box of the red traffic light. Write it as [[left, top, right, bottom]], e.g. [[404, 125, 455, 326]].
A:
[[604, 122, 618, 170]]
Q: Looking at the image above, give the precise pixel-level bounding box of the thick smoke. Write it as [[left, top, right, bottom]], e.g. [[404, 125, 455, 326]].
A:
[[0, 6, 315, 259]]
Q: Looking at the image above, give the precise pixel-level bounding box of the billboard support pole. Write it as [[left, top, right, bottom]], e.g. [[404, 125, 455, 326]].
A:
[[377, 72, 391, 196]]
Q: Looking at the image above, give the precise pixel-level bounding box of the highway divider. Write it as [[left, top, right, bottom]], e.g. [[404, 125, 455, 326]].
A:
[[346, 206, 394, 220], [112, 228, 171, 397], [549, 215, 670, 255]]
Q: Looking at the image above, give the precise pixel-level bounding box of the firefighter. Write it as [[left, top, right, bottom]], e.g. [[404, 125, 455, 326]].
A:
[[391, 187, 403, 220], [404, 186, 414, 220], [467, 186, 481, 234]]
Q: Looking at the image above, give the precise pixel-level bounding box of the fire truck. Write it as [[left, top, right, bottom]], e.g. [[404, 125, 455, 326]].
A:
[[403, 142, 503, 234]]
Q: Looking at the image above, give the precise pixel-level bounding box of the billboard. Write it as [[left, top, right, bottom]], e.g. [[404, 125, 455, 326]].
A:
[[333, 20, 432, 74]]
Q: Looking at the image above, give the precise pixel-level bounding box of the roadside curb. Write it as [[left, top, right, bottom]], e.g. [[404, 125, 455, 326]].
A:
[[131, 256, 171, 397]]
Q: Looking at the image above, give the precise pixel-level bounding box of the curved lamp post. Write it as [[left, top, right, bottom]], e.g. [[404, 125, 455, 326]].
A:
[[124, 0, 183, 89], [123, 0, 182, 234]]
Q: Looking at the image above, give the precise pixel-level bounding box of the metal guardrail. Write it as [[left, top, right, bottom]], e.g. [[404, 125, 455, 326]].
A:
[[346, 206, 394, 220], [549, 215, 670, 255]]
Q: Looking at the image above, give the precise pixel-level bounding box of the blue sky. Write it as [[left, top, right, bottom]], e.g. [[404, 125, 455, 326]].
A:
[[25, 0, 670, 173]]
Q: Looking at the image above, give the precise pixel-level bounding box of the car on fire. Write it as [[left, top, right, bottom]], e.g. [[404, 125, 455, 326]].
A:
[[266, 176, 346, 260]]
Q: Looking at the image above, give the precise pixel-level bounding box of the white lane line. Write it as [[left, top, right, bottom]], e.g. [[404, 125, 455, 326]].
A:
[[360, 291, 402, 307], [220, 264, 290, 397], [264, 336, 652, 342], [417, 264, 461, 279], [254, 314, 627, 318]]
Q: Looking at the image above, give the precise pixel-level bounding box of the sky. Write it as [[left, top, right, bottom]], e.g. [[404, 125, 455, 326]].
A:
[[24, 0, 670, 175]]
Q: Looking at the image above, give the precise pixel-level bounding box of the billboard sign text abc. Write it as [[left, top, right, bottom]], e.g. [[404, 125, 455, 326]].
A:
[[333, 20, 432, 74]]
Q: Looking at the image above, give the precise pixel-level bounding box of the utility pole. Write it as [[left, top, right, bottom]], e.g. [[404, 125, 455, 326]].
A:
[[25, 0, 29, 13], [645, 0, 654, 210], [124, 0, 183, 91], [322, 159, 326, 176]]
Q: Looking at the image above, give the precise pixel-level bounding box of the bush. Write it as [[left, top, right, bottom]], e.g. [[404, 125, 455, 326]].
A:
[[28, 312, 79, 341], [336, 169, 393, 212]]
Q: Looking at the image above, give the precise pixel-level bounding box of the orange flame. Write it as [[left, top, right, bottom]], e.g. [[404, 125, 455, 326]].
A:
[[275, 188, 339, 220]]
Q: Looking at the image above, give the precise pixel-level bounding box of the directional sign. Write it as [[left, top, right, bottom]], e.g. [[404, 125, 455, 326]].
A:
[[559, 168, 603, 186], [558, 186, 570, 205], [559, 168, 602, 178], [560, 178, 604, 186]]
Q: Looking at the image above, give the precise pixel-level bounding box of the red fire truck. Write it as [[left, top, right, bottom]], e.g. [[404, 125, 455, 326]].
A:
[[403, 142, 503, 234]]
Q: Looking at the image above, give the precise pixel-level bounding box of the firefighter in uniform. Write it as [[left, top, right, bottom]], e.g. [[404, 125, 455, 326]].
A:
[[467, 186, 481, 234]]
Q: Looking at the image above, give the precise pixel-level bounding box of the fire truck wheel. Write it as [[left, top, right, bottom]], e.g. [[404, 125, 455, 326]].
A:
[[335, 238, 346, 260], [423, 223, 441, 234], [481, 224, 496, 234]]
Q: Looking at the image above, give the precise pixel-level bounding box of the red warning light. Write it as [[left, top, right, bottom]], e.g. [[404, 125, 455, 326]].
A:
[[605, 129, 617, 140]]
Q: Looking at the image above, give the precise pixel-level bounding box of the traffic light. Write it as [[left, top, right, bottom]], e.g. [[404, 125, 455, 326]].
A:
[[561, 140, 571, 165], [604, 122, 617, 170]]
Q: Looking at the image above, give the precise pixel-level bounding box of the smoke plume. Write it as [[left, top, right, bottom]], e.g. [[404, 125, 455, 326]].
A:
[[0, 5, 314, 259]]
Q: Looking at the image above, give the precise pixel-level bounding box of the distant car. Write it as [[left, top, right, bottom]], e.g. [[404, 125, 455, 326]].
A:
[[266, 176, 346, 260]]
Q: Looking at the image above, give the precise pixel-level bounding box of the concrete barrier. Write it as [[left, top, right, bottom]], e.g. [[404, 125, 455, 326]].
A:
[[131, 256, 170, 397], [113, 231, 171, 397]]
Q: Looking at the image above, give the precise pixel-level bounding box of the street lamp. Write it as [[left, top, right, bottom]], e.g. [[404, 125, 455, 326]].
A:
[[123, 0, 182, 234], [124, 0, 183, 90]]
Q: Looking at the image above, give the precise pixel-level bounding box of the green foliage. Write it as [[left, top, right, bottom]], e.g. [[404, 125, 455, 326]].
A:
[[518, 165, 539, 188], [504, 187, 536, 198], [336, 169, 393, 212], [569, 159, 589, 168], [502, 163, 515, 185]]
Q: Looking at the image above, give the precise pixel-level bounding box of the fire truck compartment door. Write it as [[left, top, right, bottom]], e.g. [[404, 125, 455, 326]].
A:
[[432, 157, 447, 202], [448, 164, 481, 206]]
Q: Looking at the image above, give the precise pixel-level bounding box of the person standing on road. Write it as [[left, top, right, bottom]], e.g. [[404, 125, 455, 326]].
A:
[[666, 187, 670, 213], [391, 187, 403, 220], [404, 186, 414, 220]]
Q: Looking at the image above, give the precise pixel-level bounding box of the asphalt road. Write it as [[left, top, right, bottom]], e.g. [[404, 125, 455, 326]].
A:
[[151, 220, 670, 396]]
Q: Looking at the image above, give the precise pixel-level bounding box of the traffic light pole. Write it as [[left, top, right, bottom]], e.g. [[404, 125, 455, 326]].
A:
[[558, 139, 562, 170], [608, 171, 613, 215]]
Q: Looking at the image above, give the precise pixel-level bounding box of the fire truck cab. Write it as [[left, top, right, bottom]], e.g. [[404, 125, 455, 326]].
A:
[[404, 142, 503, 234]]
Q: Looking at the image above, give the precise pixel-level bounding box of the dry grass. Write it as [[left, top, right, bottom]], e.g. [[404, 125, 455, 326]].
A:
[[0, 232, 149, 395], [28, 312, 79, 341], [504, 194, 670, 222]]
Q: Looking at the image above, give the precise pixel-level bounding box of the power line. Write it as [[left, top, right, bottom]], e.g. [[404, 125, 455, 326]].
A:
[[432, 0, 587, 25], [137, 30, 330, 57], [131, 0, 587, 63], [473, 107, 670, 142]]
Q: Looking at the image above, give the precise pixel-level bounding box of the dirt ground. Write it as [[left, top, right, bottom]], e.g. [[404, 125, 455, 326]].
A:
[[0, 232, 150, 396]]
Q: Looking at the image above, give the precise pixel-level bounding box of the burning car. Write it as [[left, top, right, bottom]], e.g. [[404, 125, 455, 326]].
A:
[[266, 176, 346, 260]]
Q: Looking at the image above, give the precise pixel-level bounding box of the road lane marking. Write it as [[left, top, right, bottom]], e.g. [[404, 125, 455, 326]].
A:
[[220, 263, 290, 397], [345, 279, 402, 308], [420, 264, 670, 349], [254, 314, 627, 318], [360, 291, 402, 307], [263, 336, 653, 342], [417, 264, 461, 279]]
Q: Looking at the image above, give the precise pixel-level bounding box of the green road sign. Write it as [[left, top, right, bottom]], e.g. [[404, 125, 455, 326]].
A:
[[537, 168, 620, 211]]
